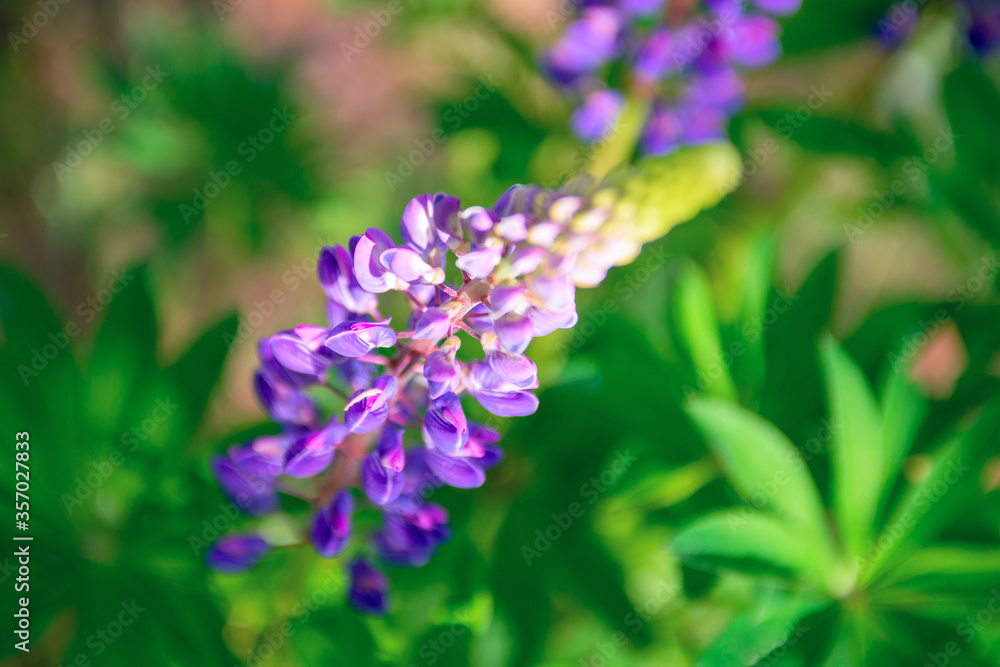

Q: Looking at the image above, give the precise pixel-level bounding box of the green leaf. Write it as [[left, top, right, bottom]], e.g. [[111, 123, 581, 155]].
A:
[[672, 261, 737, 400], [166, 313, 239, 455], [942, 61, 1000, 184], [85, 265, 158, 435], [879, 360, 926, 495], [874, 545, 1000, 599], [865, 400, 1000, 582], [671, 511, 811, 579], [695, 596, 828, 667], [821, 337, 884, 563], [686, 396, 827, 534]]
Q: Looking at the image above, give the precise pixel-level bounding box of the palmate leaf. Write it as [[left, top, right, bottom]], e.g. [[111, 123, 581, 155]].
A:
[[685, 397, 838, 587], [873, 545, 1000, 603], [821, 338, 884, 564], [864, 399, 1000, 584], [879, 358, 926, 494], [671, 510, 812, 579], [695, 595, 830, 667]]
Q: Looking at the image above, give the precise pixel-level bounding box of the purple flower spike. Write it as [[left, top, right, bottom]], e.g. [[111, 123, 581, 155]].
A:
[[423, 392, 469, 454], [345, 375, 398, 434], [311, 490, 353, 558], [412, 307, 453, 341], [571, 89, 624, 142], [318, 245, 377, 314], [362, 425, 406, 505], [206, 535, 270, 574], [348, 558, 389, 615], [284, 420, 347, 478], [354, 228, 399, 293], [424, 447, 486, 489], [325, 318, 398, 357]]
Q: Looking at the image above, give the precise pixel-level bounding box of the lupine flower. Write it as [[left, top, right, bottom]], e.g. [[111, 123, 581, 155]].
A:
[[204, 160, 734, 612], [544, 0, 801, 154]]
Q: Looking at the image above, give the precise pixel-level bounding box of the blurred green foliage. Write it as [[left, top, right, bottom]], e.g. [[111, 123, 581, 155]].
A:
[[2, 0, 1000, 665]]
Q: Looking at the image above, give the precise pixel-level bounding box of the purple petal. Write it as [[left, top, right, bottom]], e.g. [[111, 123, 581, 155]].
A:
[[527, 304, 579, 336], [401, 194, 442, 255], [461, 206, 498, 244], [325, 318, 398, 357], [382, 247, 437, 283], [471, 387, 539, 417], [455, 245, 503, 279], [344, 375, 398, 434], [495, 312, 534, 355], [507, 246, 546, 277], [727, 15, 782, 68], [362, 451, 405, 505], [526, 274, 576, 311], [412, 307, 453, 341], [270, 332, 332, 375], [489, 281, 527, 317], [424, 447, 486, 489], [211, 455, 277, 515], [422, 392, 469, 454], [679, 104, 730, 145], [432, 193, 463, 243], [423, 338, 460, 383], [230, 435, 289, 480], [348, 558, 389, 615], [354, 228, 397, 293], [318, 245, 377, 313], [571, 89, 624, 142], [682, 68, 745, 114], [284, 422, 346, 478], [494, 213, 528, 242], [310, 490, 353, 558], [254, 372, 318, 426], [206, 535, 270, 574], [642, 105, 684, 156]]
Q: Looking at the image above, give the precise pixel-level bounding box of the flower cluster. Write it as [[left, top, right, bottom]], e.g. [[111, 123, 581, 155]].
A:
[[544, 0, 801, 155], [206, 179, 655, 614]]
